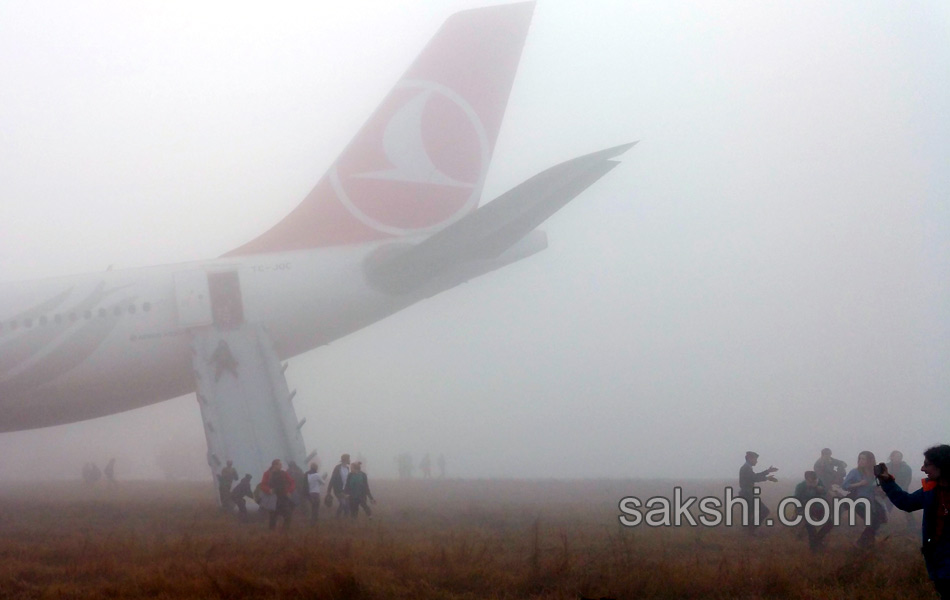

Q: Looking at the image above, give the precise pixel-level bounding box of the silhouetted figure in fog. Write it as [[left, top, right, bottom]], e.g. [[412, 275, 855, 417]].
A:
[[218, 460, 238, 509], [261, 459, 295, 531], [343, 462, 375, 519], [437, 453, 446, 479], [230, 474, 253, 520], [738, 451, 778, 535], [886, 450, 916, 529], [103, 458, 116, 485], [794, 470, 834, 551], [420, 453, 432, 479], [209, 340, 238, 382], [327, 454, 351, 518], [814, 448, 847, 490]]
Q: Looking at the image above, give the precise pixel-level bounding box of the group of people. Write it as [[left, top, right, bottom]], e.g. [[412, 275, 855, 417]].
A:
[[395, 452, 446, 480], [216, 452, 376, 530], [742, 444, 950, 599], [741, 448, 916, 548], [81, 458, 116, 485]]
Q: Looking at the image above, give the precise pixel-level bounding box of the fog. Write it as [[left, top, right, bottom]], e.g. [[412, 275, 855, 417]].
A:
[[0, 1, 947, 482]]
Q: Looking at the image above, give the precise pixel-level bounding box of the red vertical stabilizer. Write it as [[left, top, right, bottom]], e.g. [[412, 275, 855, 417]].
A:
[[227, 2, 535, 256]]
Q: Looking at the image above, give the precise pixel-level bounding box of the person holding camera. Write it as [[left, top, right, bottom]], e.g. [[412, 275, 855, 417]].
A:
[[842, 450, 888, 548], [877, 444, 950, 599]]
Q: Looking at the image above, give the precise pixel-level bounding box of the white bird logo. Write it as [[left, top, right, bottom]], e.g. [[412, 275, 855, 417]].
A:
[[329, 80, 490, 236]]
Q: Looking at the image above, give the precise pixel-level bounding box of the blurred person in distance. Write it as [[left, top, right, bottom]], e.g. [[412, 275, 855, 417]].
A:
[[886, 450, 916, 530]]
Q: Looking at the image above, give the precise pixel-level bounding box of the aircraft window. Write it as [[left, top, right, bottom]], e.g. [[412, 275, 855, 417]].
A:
[[24, 318, 32, 328], [10, 321, 17, 331], [68, 313, 76, 322], [143, 302, 152, 312], [83, 310, 91, 319], [114, 306, 122, 316], [128, 305, 136, 315], [39, 316, 48, 326], [99, 308, 107, 318]]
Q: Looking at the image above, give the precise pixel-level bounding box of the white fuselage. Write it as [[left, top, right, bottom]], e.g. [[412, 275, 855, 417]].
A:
[[0, 242, 421, 432], [0, 2, 574, 435]]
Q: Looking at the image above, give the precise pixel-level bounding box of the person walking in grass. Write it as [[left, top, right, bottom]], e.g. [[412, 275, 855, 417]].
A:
[[306, 462, 327, 524], [327, 454, 351, 518], [842, 450, 888, 548], [343, 461, 375, 519], [261, 459, 296, 531], [218, 460, 238, 509], [794, 470, 835, 551], [738, 451, 778, 535], [287, 461, 307, 513], [230, 474, 253, 521]]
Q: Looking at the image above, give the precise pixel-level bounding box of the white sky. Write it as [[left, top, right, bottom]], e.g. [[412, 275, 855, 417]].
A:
[[0, 1, 947, 481]]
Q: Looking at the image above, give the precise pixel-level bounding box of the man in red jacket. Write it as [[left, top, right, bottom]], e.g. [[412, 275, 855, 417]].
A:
[[261, 459, 296, 531]]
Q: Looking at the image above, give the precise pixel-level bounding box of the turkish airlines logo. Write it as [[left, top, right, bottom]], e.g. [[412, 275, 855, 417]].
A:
[[329, 80, 490, 235]]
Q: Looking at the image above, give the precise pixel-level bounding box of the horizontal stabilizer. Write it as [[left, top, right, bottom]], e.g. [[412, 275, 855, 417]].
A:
[[365, 142, 635, 294]]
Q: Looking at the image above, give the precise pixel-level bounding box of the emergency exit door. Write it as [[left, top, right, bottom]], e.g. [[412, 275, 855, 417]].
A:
[[207, 271, 244, 328]]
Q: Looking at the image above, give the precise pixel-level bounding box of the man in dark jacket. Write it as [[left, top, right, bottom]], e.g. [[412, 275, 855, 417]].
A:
[[793, 471, 834, 551], [878, 444, 950, 599], [261, 459, 296, 531], [218, 460, 238, 509], [327, 454, 351, 518], [739, 451, 778, 535], [814, 448, 848, 489], [229, 474, 253, 520]]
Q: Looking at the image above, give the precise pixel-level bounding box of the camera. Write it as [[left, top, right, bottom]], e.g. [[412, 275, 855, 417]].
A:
[[873, 462, 886, 477]]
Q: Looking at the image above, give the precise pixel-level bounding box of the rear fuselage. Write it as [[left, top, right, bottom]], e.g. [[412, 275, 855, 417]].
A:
[[0, 243, 415, 432]]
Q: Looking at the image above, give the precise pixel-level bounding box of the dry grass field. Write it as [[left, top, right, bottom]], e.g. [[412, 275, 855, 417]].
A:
[[0, 478, 935, 599]]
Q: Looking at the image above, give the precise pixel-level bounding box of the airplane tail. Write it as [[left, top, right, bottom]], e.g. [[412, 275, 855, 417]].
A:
[[227, 2, 536, 256]]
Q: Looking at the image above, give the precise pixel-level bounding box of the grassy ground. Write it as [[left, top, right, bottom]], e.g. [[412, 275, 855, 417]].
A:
[[0, 478, 935, 599]]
